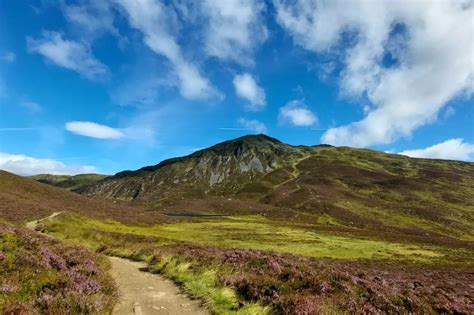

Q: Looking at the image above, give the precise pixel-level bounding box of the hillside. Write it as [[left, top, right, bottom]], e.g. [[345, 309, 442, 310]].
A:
[[79, 135, 474, 241], [79, 135, 301, 199], [0, 170, 165, 224], [29, 173, 108, 191]]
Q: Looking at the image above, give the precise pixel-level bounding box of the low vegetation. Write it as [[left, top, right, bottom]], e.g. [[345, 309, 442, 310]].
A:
[[29, 173, 108, 191], [46, 215, 447, 262], [0, 223, 116, 314], [1, 135, 473, 314], [41, 214, 474, 314], [0, 170, 168, 224]]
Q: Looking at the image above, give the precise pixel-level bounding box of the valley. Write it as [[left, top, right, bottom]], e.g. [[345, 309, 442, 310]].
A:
[[1, 135, 474, 314]]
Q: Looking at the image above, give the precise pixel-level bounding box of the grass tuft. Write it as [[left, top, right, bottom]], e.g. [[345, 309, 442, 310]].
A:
[[149, 255, 269, 314]]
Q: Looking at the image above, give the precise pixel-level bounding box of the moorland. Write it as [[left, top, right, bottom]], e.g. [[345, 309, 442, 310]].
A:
[[1, 135, 473, 314]]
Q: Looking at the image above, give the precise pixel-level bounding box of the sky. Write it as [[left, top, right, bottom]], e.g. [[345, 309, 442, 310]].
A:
[[0, 0, 473, 176]]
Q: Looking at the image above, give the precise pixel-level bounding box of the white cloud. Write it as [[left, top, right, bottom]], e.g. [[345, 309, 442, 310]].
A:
[[65, 121, 124, 139], [27, 31, 107, 80], [0, 52, 16, 63], [443, 106, 456, 119], [275, 0, 474, 147], [233, 73, 266, 111], [0, 152, 97, 176], [399, 139, 474, 161], [237, 118, 267, 134], [115, 0, 221, 101], [201, 0, 267, 65], [63, 1, 117, 37], [279, 100, 317, 126]]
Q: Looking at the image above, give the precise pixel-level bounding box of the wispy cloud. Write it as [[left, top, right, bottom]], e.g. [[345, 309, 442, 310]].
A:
[[63, 1, 118, 39], [27, 31, 107, 80], [0, 128, 38, 131], [19, 100, 42, 113], [0, 152, 97, 176], [218, 127, 249, 131], [0, 52, 16, 63], [237, 118, 267, 134], [115, 0, 222, 101], [65, 121, 124, 139]]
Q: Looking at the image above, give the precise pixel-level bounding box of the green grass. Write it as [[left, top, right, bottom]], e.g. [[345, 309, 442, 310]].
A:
[[46, 215, 443, 262], [40, 214, 474, 313], [42, 217, 271, 313], [150, 255, 269, 314]]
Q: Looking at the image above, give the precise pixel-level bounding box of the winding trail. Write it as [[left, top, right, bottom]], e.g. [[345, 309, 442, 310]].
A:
[[26, 213, 208, 315], [26, 211, 64, 231]]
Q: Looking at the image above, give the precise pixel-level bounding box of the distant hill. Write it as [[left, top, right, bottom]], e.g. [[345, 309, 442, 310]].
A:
[[29, 173, 108, 191], [0, 170, 164, 224], [78, 135, 474, 241]]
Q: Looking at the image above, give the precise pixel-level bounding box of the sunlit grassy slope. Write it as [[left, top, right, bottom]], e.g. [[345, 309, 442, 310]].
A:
[[38, 212, 474, 314], [77, 135, 474, 243], [44, 214, 472, 263]]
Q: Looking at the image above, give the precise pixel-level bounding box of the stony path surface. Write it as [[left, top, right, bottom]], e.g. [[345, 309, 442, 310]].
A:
[[109, 256, 208, 315]]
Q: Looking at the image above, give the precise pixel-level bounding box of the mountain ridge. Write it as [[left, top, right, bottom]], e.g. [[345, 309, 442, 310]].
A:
[[71, 135, 474, 243]]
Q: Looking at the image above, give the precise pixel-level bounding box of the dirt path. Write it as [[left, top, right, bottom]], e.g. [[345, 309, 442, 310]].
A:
[[109, 257, 208, 315], [26, 213, 208, 315], [26, 211, 64, 231]]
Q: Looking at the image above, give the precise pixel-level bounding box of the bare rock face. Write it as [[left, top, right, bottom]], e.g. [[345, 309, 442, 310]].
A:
[[77, 135, 305, 201]]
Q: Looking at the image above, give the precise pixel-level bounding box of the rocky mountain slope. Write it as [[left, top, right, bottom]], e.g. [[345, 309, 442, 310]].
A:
[[78, 135, 474, 241], [78, 135, 305, 200]]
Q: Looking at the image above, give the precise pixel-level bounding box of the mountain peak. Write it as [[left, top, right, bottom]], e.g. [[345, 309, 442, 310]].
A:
[[231, 134, 282, 144], [81, 135, 302, 199], [200, 134, 292, 160]]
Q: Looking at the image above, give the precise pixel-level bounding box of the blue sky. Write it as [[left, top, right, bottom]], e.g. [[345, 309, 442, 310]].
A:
[[0, 0, 473, 175]]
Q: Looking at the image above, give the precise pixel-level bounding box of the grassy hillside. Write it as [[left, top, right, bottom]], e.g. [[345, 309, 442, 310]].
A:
[[29, 173, 108, 191], [41, 212, 474, 314], [78, 135, 474, 243], [0, 171, 166, 224], [2, 136, 473, 314]]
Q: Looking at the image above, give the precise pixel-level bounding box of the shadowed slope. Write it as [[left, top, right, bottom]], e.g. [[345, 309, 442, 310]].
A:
[[0, 170, 165, 224], [29, 173, 108, 191]]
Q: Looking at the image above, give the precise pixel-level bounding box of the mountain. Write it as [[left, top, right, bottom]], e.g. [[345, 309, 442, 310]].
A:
[[0, 170, 163, 224], [79, 135, 474, 241], [29, 173, 108, 191], [79, 135, 305, 200]]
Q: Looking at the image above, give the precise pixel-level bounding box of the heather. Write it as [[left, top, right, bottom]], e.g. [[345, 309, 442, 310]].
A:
[[100, 239, 474, 314], [0, 223, 117, 314], [156, 245, 474, 314], [42, 215, 474, 314], [0, 170, 169, 225]]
